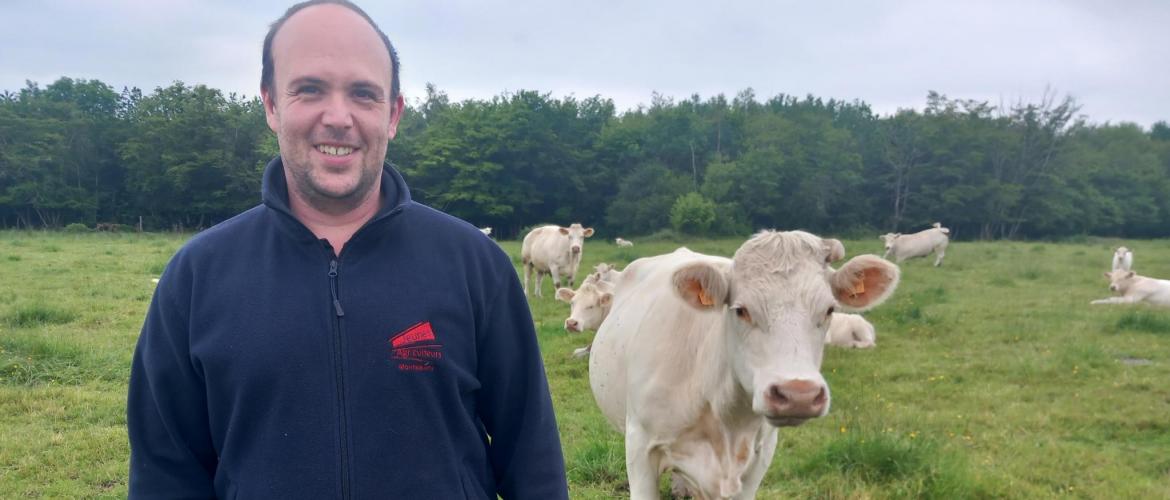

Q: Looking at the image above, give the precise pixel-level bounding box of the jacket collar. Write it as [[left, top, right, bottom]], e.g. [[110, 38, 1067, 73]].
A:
[[260, 156, 413, 242]]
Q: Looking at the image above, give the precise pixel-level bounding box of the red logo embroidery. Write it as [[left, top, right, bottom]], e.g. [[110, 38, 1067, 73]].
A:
[[389, 321, 442, 372]]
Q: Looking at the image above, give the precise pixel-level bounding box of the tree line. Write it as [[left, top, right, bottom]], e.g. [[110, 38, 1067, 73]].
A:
[[2, 77, 1168, 239]]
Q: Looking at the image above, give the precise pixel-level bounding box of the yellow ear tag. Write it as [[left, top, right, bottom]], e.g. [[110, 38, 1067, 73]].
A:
[[699, 290, 715, 306], [851, 280, 866, 297]]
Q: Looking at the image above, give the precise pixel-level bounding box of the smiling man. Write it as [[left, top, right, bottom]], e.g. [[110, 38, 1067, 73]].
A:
[[127, 1, 568, 498]]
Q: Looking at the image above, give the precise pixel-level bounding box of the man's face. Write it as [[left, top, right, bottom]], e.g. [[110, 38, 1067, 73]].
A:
[[262, 4, 403, 214]]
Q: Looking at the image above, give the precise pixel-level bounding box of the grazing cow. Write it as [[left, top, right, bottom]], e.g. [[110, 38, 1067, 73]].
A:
[[521, 223, 594, 297], [590, 231, 900, 499], [616, 237, 634, 248], [479, 227, 492, 237], [1112, 246, 1133, 272], [1091, 270, 1170, 306], [881, 222, 950, 266], [824, 313, 876, 349]]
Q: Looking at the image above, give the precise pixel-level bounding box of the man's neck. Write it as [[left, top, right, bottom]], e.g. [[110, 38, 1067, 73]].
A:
[[289, 184, 383, 256]]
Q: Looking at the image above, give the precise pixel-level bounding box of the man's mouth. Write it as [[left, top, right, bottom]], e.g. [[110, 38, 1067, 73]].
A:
[[316, 144, 355, 156]]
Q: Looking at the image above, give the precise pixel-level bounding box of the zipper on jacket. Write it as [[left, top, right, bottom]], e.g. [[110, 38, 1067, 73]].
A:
[[328, 257, 350, 499]]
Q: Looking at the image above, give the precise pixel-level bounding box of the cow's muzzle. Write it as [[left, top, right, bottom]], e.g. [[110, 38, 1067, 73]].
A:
[[564, 318, 581, 332], [571, 246, 581, 254], [764, 379, 827, 425]]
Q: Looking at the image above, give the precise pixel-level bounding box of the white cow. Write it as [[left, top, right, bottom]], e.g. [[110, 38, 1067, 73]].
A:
[[590, 231, 900, 499], [616, 237, 634, 247], [881, 222, 950, 266], [520, 223, 594, 297], [824, 313, 876, 349], [1112, 246, 1133, 272], [479, 226, 492, 237], [1091, 270, 1170, 306], [584, 262, 623, 286], [556, 280, 614, 334]]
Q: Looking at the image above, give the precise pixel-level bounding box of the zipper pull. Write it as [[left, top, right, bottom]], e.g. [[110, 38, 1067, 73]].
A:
[[328, 260, 345, 317]]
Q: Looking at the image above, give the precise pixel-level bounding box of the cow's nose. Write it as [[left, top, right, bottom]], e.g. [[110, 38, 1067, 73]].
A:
[[766, 380, 827, 418], [571, 246, 581, 254], [1110, 285, 1118, 292], [565, 319, 580, 332]]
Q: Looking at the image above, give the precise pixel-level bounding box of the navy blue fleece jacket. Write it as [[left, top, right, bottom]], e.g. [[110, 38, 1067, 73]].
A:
[[127, 157, 567, 499]]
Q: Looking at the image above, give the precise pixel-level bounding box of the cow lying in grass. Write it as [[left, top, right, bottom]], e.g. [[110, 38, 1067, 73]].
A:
[[881, 222, 950, 266], [1091, 270, 1170, 306], [824, 313, 876, 348]]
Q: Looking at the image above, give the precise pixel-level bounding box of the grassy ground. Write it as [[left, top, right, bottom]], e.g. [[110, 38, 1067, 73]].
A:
[[1, 230, 1168, 498]]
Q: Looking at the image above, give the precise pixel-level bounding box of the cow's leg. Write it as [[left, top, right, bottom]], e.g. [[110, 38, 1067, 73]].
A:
[[934, 247, 946, 267], [735, 429, 778, 499], [549, 264, 564, 292], [522, 262, 531, 296], [535, 270, 546, 298], [625, 423, 662, 500]]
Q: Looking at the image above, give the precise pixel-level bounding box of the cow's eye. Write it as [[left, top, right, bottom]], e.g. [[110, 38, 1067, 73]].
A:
[[826, 306, 835, 319], [733, 305, 752, 324]]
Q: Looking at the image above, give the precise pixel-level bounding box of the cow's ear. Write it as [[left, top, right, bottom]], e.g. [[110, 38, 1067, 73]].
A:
[[599, 292, 613, 307], [555, 288, 575, 303], [672, 262, 729, 311], [823, 238, 845, 263], [1103, 272, 1112, 279], [831, 255, 900, 312], [1126, 271, 1136, 279], [583, 227, 595, 237], [558, 227, 569, 235]]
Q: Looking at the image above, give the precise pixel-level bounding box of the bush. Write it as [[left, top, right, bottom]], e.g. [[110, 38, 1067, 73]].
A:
[[64, 223, 90, 233], [670, 192, 717, 236]]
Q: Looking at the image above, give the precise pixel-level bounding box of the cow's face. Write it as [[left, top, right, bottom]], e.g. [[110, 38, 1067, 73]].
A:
[[674, 231, 899, 427], [880, 233, 900, 251], [1104, 270, 1136, 294], [558, 223, 595, 255], [556, 283, 612, 332]]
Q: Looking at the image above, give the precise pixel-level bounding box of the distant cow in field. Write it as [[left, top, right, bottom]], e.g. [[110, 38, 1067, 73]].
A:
[[583, 262, 623, 286], [881, 222, 950, 266], [824, 313, 876, 349], [521, 223, 594, 297], [1091, 270, 1170, 307], [589, 231, 900, 499], [615, 237, 634, 247], [479, 227, 492, 237], [1112, 246, 1133, 272]]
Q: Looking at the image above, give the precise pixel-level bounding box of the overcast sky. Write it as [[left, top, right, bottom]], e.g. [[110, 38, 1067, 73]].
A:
[[3, 0, 1167, 127]]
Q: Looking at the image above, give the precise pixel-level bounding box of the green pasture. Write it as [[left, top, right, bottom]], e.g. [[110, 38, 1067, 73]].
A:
[[1, 231, 1168, 498]]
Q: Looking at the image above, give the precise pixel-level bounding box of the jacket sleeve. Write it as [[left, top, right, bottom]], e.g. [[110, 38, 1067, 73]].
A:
[[476, 255, 569, 500], [127, 272, 218, 499]]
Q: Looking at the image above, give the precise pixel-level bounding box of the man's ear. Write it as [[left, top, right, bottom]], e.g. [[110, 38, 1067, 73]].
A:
[[672, 262, 729, 311], [831, 255, 900, 312], [261, 86, 279, 133], [387, 94, 405, 140]]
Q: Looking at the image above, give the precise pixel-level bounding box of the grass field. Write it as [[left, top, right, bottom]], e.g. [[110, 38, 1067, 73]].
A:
[[1, 230, 1168, 498]]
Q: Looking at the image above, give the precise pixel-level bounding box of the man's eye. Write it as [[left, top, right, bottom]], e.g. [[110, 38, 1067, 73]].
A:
[[353, 89, 377, 100]]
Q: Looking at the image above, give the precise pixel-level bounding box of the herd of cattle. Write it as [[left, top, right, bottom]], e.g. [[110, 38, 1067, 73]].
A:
[[506, 222, 1166, 499]]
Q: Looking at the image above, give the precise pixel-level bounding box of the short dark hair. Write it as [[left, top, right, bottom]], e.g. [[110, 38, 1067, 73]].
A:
[[261, 0, 400, 102]]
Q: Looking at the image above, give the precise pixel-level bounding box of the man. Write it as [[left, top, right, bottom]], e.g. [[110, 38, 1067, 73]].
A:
[[126, 1, 568, 498]]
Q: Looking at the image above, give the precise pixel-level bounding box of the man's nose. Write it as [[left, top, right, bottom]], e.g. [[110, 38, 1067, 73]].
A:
[[321, 94, 354, 129]]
